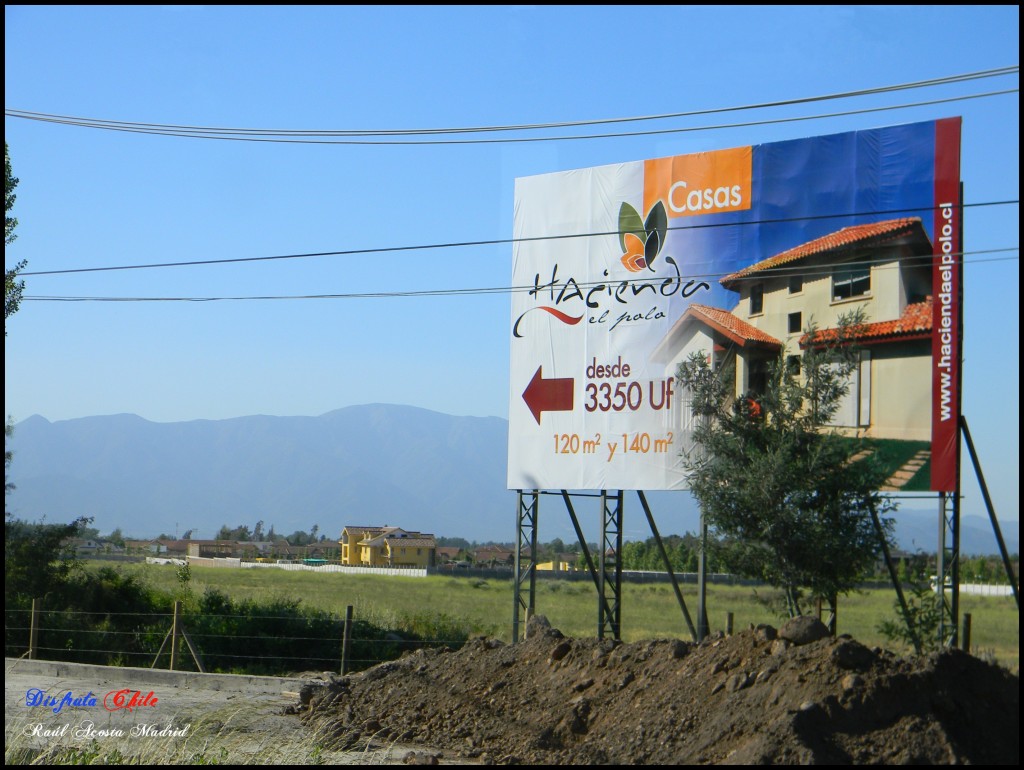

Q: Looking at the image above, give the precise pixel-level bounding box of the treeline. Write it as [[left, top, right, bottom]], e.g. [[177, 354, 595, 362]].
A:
[[618, 534, 710, 573], [4, 518, 468, 675]]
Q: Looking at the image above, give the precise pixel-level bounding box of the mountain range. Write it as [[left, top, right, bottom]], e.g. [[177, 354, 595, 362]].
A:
[[5, 404, 1017, 556]]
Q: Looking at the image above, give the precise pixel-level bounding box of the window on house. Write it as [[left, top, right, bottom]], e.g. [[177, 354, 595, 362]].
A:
[[789, 274, 803, 294], [748, 359, 771, 395], [750, 283, 764, 315], [786, 355, 801, 376], [832, 265, 870, 300], [788, 311, 802, 334]]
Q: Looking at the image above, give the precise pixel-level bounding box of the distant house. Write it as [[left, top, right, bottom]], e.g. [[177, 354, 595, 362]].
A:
[[473, 545, 515, 567], [652, 218, 934, 447], [66, 538, 104, 556], [186, 540, 240, 558], [125, 539, 169, 555], [339, 526, 436, 568], [158, 539, 189, 557], [435, 546, 463, 565]]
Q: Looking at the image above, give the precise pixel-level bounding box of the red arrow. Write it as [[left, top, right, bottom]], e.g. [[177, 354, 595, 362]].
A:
[[522, 366, 574, 425]]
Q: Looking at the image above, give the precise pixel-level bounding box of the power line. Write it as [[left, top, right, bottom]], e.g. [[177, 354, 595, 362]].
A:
[[6, 66, 1016, 138], [18, 199, 1019, 277], [22, 250, 1018, 303], [6, 89, 1017, 145]]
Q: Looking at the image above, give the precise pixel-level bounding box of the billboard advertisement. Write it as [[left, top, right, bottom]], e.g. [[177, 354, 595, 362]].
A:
[[508, 118, 962, 492]]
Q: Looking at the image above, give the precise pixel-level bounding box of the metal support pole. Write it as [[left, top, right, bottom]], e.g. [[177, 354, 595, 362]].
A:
[[562, 490, 618, 636], [961, 416, 1019, 608], [697, 511, 709, 641], [637, 490, 697, 641], [512, 490, 538, 643], [598, 490, 623, 640], [937, 492, 960, 649], [871, 502, 921, 654]]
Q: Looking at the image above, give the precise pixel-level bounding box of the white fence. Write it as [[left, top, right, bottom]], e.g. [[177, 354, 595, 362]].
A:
[[959, 582, 1016, 597], [164, 555, 427, 577]]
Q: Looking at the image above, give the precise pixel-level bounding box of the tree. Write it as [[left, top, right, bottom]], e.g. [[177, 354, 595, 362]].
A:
[[676, 310, 894, 616], [106, 527, 126, 548], [5, 515, 95, 604], [5, 418, 16, 509], [215, 523, 251, 541], [5, 142, 27, 329]]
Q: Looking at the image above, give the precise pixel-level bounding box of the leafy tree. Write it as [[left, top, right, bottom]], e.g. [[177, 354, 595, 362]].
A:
[[5, 417, 16, 508], [284, 530, 312, 546], [5, 515, 95, 603], [105, 527, 126, 548], [877, 580, 942, 654], [676, 310, 894, 616], [6, 142, 27, 328], [215, 523, 251, 541]]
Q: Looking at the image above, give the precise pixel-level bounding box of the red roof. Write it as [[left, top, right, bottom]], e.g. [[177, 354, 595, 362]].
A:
[[683, 303, 783, 350], [802, 297, 933, 347], [721, 218, 929, 288]]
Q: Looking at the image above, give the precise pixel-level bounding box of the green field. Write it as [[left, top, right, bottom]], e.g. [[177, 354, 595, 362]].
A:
[[121, 562, 1019, 672]]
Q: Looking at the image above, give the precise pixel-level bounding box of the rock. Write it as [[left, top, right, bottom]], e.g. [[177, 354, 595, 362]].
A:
[[549, 641, 572, 662], [726, 672, 752, 692], [841, 674, 864, 691], [778, 616, 831, 645], [831, 638, 876, 672], [526, 613, 564, 640], [669, 639, 690, 659]]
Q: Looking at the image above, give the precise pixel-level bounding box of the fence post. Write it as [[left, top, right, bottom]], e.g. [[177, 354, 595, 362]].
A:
[[340, 605, 353, 675], [170, 600, 182, 671], [726, 612, 734, 636], [961, 613, 972, 654], [29, 598, 40, 660]]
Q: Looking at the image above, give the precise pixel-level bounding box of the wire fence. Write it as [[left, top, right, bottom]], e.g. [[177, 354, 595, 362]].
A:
[[4, 601, 468, 676]]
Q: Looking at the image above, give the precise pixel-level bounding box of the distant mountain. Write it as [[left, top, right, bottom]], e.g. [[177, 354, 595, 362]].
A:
[[5, 405, 1017, 555], [5, 405, 510, 543]]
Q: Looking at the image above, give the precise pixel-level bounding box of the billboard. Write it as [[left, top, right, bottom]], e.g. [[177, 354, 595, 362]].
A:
[[508, 118, 962, 492]]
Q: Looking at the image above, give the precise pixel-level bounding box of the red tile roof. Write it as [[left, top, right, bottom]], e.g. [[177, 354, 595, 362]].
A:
[[721, 218, 929, 288], [802, 297, 933, 347], [684, 304, 782, 350]]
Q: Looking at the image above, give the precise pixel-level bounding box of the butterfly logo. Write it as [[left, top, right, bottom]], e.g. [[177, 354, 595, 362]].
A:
[[618, 200, 668, 273]]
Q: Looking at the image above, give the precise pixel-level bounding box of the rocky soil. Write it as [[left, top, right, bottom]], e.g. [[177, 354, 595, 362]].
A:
[[292, 615, 1019, 765]]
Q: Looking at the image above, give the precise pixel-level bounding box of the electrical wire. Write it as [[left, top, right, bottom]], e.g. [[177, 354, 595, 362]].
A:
[[5, 65, 1017, 140], [21, 250, 1018, 303], [6, 89, 1018, 145], [16, 200, 1018, 278]]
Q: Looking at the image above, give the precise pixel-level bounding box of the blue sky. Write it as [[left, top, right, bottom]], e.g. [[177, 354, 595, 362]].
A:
[[4, 6, 1019, 530]]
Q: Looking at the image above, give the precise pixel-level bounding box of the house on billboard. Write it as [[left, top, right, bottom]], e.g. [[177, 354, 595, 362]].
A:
[[651, 218, 934, 447], [339, 525, 436, 568]]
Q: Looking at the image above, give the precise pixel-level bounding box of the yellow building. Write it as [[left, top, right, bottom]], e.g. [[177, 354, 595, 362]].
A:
[[339, 526, 436, 568]]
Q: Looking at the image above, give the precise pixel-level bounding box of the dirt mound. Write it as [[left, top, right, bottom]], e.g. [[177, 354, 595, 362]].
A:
[[292, 616, 1018, 765]]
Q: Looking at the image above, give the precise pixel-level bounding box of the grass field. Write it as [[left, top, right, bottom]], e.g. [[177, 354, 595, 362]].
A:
[[120, 562, 1019, 672]]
